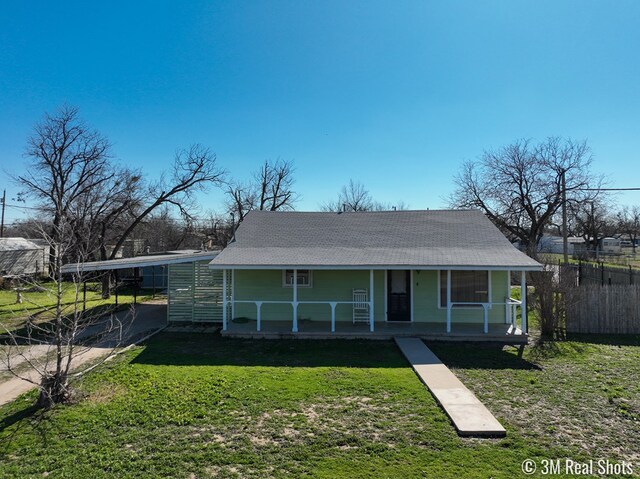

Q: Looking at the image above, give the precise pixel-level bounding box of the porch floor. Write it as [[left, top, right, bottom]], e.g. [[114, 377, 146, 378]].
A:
[[222, 319, 527, 343]]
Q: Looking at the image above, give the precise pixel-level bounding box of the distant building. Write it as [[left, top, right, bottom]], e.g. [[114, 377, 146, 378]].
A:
[[0, 237, 49, 277], [536, 235, 586, 255], [106, 238, 147, 259], [599, 237, 622, 254]]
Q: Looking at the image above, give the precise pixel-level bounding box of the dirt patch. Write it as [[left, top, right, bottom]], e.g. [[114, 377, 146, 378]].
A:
[[84, 383, 126, 404]]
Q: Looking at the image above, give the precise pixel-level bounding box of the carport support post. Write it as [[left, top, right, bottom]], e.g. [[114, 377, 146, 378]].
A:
[[114, 270, 119, 307], [133, 267, 139, 305], [369, 269, 374, 332], [222, 269, 227, 331], [446, 270, 452, 333], [520, 271, 527, 333], [292, 269, 298, 333], [82, 281, 87, 313]]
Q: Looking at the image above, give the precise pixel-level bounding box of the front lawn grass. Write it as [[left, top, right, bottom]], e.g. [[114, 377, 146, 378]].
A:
[[1, 334, 639, 478], [0, 281, 154, 333]]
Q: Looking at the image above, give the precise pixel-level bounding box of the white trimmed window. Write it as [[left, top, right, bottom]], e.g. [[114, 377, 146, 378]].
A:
[[283, 269, 312, 288], [439, 270, 489, 307]]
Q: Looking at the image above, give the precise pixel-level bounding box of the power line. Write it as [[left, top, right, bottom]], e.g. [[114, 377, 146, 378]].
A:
[[3, 203, 47, 211], [580, 187, 640, 191]]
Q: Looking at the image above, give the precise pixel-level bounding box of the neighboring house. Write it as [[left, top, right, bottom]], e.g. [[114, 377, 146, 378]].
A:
[[599, 237, 622, 254], [537, 235, 586, 255], [0, 237, 49, 278], [209, 210, 542, 339]]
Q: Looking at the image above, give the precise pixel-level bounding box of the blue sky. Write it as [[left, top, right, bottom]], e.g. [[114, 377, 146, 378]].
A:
[[1, 0, 640, 224]]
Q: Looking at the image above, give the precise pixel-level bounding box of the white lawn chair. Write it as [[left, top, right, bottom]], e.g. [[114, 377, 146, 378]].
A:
[[352, 289, 370, 324]]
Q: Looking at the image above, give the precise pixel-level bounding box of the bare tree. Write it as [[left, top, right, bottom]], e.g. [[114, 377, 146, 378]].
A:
[[107, 144, 225, 260], [321, 179, 408, 212], [16, 106, 112, 275], [617, 205, 640, 253], [15, 108, 226, 296], [68, 166, 144, 262], [226, 158, 297, 221], [321, 179, 374, 212], [199, 211, 234, 248], [255, 159, 297, 211], [226, 181, 257, 222], [0, 221, 129, 408], [570, 197, 616, 258], [450, 137, 598, 257]]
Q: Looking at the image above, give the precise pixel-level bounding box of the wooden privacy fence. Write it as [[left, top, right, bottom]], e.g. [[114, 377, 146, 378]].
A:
[[560, 262, 637, 286], [565, 284, 640, 334]]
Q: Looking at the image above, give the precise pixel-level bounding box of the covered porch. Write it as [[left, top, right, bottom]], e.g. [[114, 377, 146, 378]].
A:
[[216, 267, 530, 342]]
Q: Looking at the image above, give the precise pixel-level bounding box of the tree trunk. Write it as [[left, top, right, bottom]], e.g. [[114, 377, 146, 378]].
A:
[[37, 371, 70, 408]]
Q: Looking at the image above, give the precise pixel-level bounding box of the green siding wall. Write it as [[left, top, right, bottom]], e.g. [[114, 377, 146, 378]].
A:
[[232, 269, 508, 324], [413, 270, 508, 324], [234, 269, 385, 322]]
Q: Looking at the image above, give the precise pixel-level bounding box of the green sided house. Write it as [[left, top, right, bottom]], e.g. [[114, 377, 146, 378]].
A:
[[209, 209, 542, 341]]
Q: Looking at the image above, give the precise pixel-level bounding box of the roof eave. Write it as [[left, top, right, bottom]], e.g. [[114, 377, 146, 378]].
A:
[[207, 263, 543, 271]]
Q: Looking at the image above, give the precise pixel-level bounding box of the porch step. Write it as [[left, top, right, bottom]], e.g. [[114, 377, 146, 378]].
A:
[[394, 337, 506, 437]]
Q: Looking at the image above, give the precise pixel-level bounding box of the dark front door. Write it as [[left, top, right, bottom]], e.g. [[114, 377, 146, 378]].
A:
[[387, 270, 411, 322]]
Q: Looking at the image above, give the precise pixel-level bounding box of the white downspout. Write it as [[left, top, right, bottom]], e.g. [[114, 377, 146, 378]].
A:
[[521, 271, 527, 333], [292, 269, 298, 332], [369, 269, 374, 332], [222, 268, 227, 331], [446, 270, 452, 333]]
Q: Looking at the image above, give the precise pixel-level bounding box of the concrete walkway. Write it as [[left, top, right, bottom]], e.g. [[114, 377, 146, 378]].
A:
[[0, 302, 167, 407], [0, 347, 112, 407], [395, 337, 506, 437]]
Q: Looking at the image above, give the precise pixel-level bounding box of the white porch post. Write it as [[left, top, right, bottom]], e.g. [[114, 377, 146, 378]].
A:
[[505, 270, 511, 324], [410, 270, 414, 322], [520, 271, 527, 333], [222, 269, 227, 331], [292, 269, 298, 332], [330, 302, 336, 333], [446, 270, 452, 333], [369, 269, 374, 332], [483, 304, 489, 334], [384, 270, 388, 322], [231, 269, 235, 322], [256, 301, 262, 332]]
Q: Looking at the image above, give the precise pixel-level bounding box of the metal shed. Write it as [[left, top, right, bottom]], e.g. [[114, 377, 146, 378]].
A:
[[0, 237, 49, 277]]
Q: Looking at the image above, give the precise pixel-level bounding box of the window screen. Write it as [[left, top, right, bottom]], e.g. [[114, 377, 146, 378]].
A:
[[440, 270, 489, 306], [284, 270, 312, 287]]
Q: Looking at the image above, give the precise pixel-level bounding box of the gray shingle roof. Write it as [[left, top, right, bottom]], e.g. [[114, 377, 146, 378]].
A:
[[209, 210, 542, 270]]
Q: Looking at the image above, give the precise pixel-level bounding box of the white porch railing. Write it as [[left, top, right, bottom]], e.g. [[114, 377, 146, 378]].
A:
[[232, 300, 373, 333], [505, 297, 523, 329], [447, 302, 492, 334], [445, 299, 524, 334]]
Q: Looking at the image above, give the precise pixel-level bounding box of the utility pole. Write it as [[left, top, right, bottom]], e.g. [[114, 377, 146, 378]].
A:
[[561, 171, 568, 264], [0, 189, 6, 238]]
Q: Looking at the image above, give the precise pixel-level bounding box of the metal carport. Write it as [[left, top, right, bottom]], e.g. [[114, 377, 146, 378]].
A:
[[61, 251, 221, 324]]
